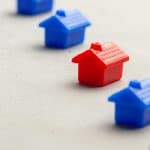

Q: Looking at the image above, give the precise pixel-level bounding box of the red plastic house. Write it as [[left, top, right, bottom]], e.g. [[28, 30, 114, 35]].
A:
[[72, 42, 129, 87]]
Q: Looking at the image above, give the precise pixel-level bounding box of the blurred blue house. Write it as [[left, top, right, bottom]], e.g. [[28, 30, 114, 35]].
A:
[[17, 0, 53, 15]]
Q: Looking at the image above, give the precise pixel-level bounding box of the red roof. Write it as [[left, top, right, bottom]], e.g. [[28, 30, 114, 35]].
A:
[[72, 42, 129, 67]]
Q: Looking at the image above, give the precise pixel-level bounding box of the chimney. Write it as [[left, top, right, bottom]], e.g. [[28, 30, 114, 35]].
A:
[[90, 42, 102, 51]]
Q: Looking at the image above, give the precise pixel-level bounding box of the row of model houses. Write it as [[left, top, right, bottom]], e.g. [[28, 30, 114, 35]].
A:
[[17, 0, 150, 128]]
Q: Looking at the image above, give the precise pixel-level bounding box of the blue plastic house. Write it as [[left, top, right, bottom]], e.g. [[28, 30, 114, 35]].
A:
[[39, 9, 91, 48], [17, 0, 53, 15], [109, 79, 150, 128]]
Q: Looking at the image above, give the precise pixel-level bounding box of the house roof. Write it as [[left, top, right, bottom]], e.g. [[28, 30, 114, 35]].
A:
[[72, 42, 129, 68], [109, 79, 150, 108], [39, 9, 91, 32]]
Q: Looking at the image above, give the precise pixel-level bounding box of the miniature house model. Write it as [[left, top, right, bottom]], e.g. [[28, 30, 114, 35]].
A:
[[109, 79, 150, 128], [17, 0, 53, 15], [72, 42, 129, 87], [39, 9, 91, 48]]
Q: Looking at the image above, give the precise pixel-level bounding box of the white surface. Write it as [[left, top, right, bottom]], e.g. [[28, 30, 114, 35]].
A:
[[0, 0, 150, 150]]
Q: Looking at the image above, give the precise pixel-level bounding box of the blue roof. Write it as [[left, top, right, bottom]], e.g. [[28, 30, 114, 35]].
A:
[[39, 9, 91, 32], [109, 79, 150, 107]]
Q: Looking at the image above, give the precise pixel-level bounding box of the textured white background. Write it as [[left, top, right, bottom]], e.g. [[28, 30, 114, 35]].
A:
[[0, 0, 150, 150]]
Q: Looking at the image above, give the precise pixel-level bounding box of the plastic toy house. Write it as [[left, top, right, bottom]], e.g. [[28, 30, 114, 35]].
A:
[[72, 42, 129, 87], [17, 0, 53, 15], [39, 9, 91, 48], [109, 79, 150, 128]]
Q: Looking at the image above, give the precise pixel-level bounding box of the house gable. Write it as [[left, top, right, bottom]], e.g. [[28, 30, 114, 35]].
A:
[[39, 16, 67, 32], [109, 87, 145, 109], [72, 50, 105, 68]]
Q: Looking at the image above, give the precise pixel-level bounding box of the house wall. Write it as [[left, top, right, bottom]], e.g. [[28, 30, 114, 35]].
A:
[[45, 29, 67, 48], [33, 0, 53, 13], [103, 64, 123, 85], [66, 29, 85, 48], [143, 109, 150, 126], [17, 0, 31, 14], [115, 103, 144, 127], [17, 0, 53, 14], [78, 61, 103, 86]]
